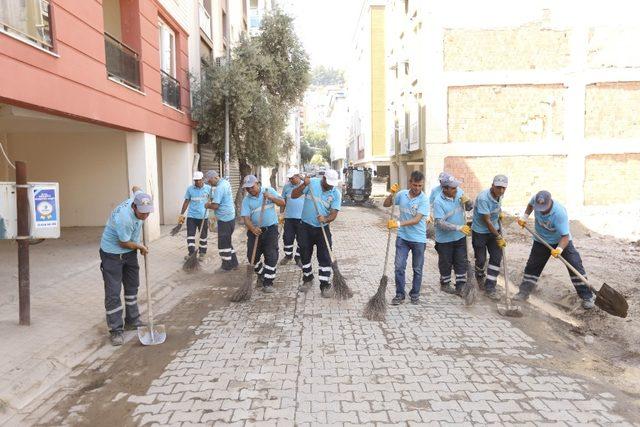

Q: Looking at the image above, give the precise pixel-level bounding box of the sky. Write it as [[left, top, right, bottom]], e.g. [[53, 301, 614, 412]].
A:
[[279, 0, 363, 70]]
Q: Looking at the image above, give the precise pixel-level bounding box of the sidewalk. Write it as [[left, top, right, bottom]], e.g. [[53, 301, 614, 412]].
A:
[[0, 225, 230, 424]]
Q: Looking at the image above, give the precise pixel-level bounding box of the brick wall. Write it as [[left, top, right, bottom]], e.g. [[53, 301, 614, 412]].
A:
[[588, 27, 640, 68], [448, 85, 566, 143], [585, 82, 640, 139], [444, 25, 570, 72], [444, 155, 568, 207], [584, 154, 640, 206]]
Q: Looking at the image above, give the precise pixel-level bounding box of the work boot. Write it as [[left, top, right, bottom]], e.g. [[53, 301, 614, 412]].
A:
[[440, 284, 457, 295], [410, 296, 420, 305], [198, 253, 207, 260], [298, 280, 312, 293], [582, 296, 596, 309], [124, 319, 146, 331], [454, 286, 464, 297], [110, 330, 124, 346], [391, 295, 405, 305], [263, 285, 275, 294], [512, 291, 529, 302], [485, 289, 500, 301], [256, 275, 264, 287], [279, 256, 292, 265], [295, 259, 303, 268], [476, 276, 486, 291], [320, 287, 333, 298]]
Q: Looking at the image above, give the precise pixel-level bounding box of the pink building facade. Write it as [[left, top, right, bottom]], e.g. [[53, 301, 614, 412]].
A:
[[0, 0, 196, 239]]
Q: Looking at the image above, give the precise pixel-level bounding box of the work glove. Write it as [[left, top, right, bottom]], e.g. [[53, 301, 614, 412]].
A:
[[390, 183, 400, 194], [551, 247, 563, 258], [499, 211, 505, 221], [516, 215, 528, 228], [458, 225, 471, 236], [427, 215, 433, 225], [496, 236, 507, 248], [387, 219, 399, 229], [278, 215, 284, 225], [460, 195, 470, 205], [178, 215, 185, 224]]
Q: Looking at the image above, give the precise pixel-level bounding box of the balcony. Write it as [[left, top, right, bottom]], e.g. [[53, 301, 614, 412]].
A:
[[198, 2, 212, 40], [104, 33, 141, 90], [161, 70, 181, 110]]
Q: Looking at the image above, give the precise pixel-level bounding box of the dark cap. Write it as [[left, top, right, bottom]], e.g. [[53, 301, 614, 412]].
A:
[[533, 190, 552, 212]]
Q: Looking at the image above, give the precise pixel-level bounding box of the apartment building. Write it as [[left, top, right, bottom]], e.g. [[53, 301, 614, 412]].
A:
[[386, 0, 640, 212], [0, 0, 198, 239], [345, 0, 390, 178]]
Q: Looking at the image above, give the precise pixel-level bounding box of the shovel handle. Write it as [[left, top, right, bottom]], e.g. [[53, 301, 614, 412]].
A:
[[142, 223, 155, 338], [521, 223, 595, 292], [308, 187, 336, 263]]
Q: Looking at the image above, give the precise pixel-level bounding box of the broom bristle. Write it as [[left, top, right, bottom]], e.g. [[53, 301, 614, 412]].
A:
[[230, 265, 254, 302], [331, 261, 353, 300], [169, 223, 183, 236], [463, 264, 477, 306], [363, 275, 388, 321], [182, 253, 200, 272]]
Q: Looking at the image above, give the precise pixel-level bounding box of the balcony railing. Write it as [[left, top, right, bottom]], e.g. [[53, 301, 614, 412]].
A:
[[161, 70, 181, 109], [104, 33, 141, 90], [198, 2, 212, 40], [0, 0, 54, 51]]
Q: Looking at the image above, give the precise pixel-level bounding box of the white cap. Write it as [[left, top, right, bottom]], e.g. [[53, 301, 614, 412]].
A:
[[324, 169, 340, 186], [193, 171, 204, 180], [286, 167, 299, 178]]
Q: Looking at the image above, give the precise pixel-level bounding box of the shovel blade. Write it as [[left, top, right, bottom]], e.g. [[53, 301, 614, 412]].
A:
[[497, 302, 523, 318], [138, 324, 167, 346], [595, 282, 628, 318]]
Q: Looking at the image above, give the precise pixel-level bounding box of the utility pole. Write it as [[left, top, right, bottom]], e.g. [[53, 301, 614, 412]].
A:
[[16, 161, 30, 325], [223, 0, 231, 179]]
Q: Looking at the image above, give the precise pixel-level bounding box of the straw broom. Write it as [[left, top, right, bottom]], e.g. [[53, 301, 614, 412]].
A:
[[182, 217, 208, 272], [363, 200, 396, 321], [308, 189, 353, 300], [230, 191, 268, 303]]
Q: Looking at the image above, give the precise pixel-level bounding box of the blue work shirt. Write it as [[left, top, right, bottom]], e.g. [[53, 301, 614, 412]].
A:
[[301, 178, 341, 228], [184, 184, 212, 219], [433, 192, 466, 243], [100, 192, 143, 254], [282, 182, 304, 219], [394, 190, 429, 243], [211, 178, 235, 222], [430, 185, 464, 209], [531, 197, 571, 245], [472, 189, 502, 234], [241, 188, 280, 227]]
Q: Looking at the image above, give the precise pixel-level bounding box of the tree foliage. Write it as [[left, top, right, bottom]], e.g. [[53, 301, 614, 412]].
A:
[[191, 9, 310, 174], [299, 140, 314, 168], [311, 66, 345, 86]]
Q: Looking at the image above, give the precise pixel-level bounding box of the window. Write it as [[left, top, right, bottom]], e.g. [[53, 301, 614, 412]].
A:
[[159, 18, 180, 109], [0, 0, 53, 51], [158, 19, 176, 77]]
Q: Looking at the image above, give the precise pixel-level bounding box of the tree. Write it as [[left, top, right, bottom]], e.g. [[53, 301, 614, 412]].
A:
[[310, 153, 325, 165], [302, 128, 328, 149], [311, 66, 345, 86], [300, 140, 314, 169], [191, 8, 310, 208], [320, 144, 331, 164]]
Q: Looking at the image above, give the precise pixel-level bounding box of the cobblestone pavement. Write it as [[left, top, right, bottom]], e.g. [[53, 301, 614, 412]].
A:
[[25, 206, 640, 426]]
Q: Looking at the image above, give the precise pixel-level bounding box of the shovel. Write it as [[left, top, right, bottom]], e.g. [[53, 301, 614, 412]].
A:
[[138, 224, 166, 345], [496, 219, 522, 317], [521, 223, 628, 318]]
